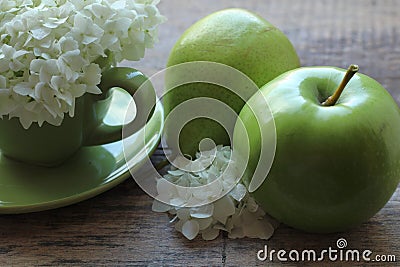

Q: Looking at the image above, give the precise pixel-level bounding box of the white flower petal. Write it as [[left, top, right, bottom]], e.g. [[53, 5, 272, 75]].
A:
[[61, 50, 85, 71], [0, 76, 6, 88], [241, 209, 275, 240], [81, 64, 101, 86], [176, 186, 192, 202], [70, 84, 87, 98], [156, 178, 177, 197], [250, 218, 275, 240], [229, 226, 245, 239], [201, 228, 220, 241], [110, 0, 126, 10], [13, 82, 33, 96], [181, 220, 199, 240], [167, 169, 186, 176], [229, 183, 247, 202], [13, 50, 30, 58], [156, 193, 171, 205], [0, 60, 9, 73], [213, 196, 235, 225], [30, 59, 45, 73], [43, 16, 69, 29], [55, 89, 73, 106], [174, 219, 184, 233], [59, 37, 79, 52], [31, 27, 52, 40], [18, 115, 33, 129], [83, 36, 99, 45], [170, 197, 185, 208], [176, 208, 190, 221], [197, 217, 213, 230], [86, 3, 115, 20], [0, 90, 15, 115], [1, 44, 15, 57], [192, 187, 213, 201], [85, 85, 102, 94], [190, 204, 214, 219], [185, 196, 208, 208]]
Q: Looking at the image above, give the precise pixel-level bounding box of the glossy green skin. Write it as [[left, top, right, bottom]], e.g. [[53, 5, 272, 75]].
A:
[[164, 8, 300, 156], [236, 67, 400, 233]]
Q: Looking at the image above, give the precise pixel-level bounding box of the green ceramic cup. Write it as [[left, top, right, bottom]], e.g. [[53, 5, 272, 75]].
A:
[[0, 67, 156, 167]]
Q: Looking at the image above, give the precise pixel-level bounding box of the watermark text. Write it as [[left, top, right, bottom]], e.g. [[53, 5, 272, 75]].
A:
[[257, 238, 396, 263]]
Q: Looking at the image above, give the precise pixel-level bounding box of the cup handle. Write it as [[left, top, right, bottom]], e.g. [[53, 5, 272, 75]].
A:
[[84, 67, 156, 146]]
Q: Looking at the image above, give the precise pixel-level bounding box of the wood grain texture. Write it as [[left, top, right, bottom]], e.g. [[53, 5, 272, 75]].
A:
[[1, 0, 400, 266]]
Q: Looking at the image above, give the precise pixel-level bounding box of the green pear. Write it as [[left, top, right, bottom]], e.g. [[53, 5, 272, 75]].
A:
[[164, 8, 300, 156]]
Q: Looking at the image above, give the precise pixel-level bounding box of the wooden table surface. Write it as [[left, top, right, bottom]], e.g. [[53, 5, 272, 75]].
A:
[[1, 0, 400, 266]]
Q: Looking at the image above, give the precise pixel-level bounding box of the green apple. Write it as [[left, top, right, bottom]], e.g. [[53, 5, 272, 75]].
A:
[[234, 65, 400, 233], [164, 8, 300, 156]]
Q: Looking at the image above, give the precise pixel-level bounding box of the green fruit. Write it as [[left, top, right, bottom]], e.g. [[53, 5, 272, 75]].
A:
[[164, 8, 300, 156], [234, 65, 400, 233]]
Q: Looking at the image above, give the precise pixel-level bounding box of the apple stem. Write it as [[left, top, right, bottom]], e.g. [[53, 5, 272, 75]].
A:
[[322, 64, 359, 106]]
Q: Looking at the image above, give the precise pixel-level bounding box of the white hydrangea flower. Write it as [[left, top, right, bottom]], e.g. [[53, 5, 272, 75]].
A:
[[0, 0, 165, 128], [152, 146, 279, 241]]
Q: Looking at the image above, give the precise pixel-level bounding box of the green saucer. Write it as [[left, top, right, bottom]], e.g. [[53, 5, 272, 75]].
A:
[[0, 92, 164, 214]]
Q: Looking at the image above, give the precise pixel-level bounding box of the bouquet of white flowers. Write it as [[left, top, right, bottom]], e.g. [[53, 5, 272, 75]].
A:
[[152, 146, 278, 240], [0, 0, 165, 129]]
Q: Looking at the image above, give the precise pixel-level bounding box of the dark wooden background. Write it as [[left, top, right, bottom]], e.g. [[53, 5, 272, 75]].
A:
[[1, 0, 399, 266]]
